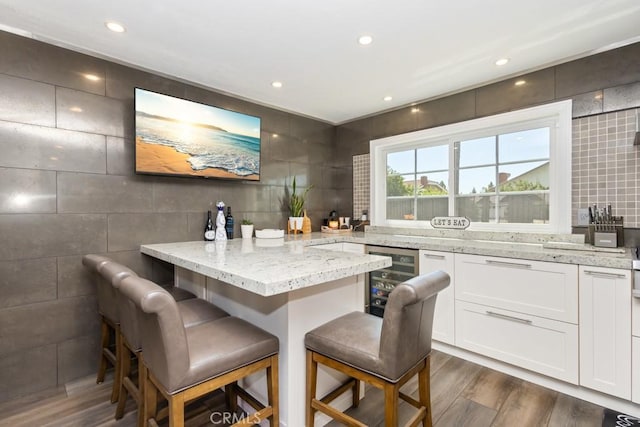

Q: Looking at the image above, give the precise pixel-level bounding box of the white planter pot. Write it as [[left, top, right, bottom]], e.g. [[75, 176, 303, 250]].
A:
[[241, 224, 254, 239], [289, 216, 304, 230]]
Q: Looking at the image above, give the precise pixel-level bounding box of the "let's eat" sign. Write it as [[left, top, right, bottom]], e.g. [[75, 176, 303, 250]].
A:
[[430, 216, 470, 229]]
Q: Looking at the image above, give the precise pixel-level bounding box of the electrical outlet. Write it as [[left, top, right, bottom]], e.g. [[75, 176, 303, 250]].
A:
[[577, 208, 590, 226]]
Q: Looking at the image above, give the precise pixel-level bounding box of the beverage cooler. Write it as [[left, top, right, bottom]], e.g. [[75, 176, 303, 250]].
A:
[[365, 245, 419, 317]]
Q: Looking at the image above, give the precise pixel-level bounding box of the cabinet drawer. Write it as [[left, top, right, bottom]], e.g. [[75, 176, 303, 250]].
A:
[[455, 254, 578, 323], [455, 300, 578, 384]]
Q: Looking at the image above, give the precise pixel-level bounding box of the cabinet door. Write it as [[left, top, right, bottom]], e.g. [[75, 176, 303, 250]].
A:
[[579, 266, 631, 399], [633, 337, 640, 404], [419, 250, 455, 345]]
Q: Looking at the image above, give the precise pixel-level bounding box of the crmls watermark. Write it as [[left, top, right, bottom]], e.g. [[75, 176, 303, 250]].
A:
[[210, 411, 262, 425]]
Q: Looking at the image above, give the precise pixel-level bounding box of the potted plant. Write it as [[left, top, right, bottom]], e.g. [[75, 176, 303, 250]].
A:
[[288, 177, 312, 231], [241, 218, 254, 239]]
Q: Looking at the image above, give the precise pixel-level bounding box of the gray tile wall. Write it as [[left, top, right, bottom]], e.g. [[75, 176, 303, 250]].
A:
[[339, 42, 640, 230], [0, 30, 344, 402]]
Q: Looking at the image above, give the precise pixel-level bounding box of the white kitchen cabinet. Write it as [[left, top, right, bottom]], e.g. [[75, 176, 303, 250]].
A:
[[419, 250, 455, 345], [579, 266, 631, 399], [633, 337, 640, 404], [455, 254, 578, 323], [456, 300, 579, 383]]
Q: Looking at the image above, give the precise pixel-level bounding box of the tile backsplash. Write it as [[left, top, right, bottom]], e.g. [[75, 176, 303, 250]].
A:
[[354, 107, 640, 228], [572, 108, 640, 227]]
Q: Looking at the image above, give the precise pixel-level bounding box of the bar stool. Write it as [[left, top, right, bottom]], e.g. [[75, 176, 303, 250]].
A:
[[96, 261, 230, 427], [305, 271, 450, 427], [82, 254, 197, 405], [119, 275, 280, 427]]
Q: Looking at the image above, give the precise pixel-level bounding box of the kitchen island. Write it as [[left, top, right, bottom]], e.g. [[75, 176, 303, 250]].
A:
[[141, 238, 391, 427]]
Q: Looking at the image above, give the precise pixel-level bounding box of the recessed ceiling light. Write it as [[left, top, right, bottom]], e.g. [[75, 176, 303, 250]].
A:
[[69, 106, 83, 113], [84, 74, 100, 81], [105, 21, 125, 33], [383, 96, 393, 102], [514, 80, 526, 86], [358, 35, 373, 46], [495, 58, 509, 66], [271, 81, 283, 88], [411, 107, 420, 113]]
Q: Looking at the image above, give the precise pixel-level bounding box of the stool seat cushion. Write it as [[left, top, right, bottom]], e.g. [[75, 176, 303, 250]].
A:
[[177, 298, 229, 328], [170, 316, 279, 393], [305, 312, 393, 380]]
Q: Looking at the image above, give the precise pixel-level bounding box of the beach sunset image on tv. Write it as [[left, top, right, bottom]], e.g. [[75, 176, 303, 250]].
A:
[[134, 88, 261, 180]]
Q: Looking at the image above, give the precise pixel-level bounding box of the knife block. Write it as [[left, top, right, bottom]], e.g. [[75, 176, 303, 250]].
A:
[[586, 216, 624, 247]]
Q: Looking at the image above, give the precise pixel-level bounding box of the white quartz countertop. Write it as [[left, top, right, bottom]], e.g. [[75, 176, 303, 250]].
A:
[[295, 229, 633, 270], [140, 239, 391, 296]]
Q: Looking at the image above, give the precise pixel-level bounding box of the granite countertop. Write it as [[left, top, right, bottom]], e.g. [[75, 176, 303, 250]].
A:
[[291, 227, 633, 270], [141, 239, 391, 296]]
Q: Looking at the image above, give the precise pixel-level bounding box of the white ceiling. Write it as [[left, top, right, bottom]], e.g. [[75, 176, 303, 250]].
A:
[[1, 1, 640, 124]]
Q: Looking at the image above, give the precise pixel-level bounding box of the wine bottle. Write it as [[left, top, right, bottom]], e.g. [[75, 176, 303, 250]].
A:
[[204, 210, 215, 241], [225, 206, 234, 239]]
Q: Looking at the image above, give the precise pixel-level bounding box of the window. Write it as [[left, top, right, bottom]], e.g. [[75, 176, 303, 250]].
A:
[[371, 101, 572, 233]]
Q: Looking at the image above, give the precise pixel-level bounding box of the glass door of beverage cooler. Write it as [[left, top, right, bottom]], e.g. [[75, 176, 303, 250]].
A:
[[365, 246, 418, 318]]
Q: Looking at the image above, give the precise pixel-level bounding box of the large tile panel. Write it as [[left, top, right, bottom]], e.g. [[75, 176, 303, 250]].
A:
[[218, 181, 273, 213], [414, 91, 476, 130], [57, 334, 100, 384], [0, 121, 106, 173], [0, 257, 57, 309], [0, 168, 56, 213], [0, 31, 106, 96], [0, 74, 55, 126], [57, 172, 154, 213], [106, 136, 135, 176], [56, 87, 131, 138], [603, 82, 640, 112], [0, 214, 107, 261], [151, 177, 221, 213], [370, 106, 418, 140], [0, 295, 99, 357], [105, 62, 186, 101], [107, 213, 190, 251], [0, 344, 57, 402], [476, 69, 555, 117], [57, 255, 97, 298], [570, 91, 603, 118], [555, 43, 640, 98]]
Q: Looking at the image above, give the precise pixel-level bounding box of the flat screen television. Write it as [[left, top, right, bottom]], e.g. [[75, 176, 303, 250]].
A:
[[134, 88, 261, 181]]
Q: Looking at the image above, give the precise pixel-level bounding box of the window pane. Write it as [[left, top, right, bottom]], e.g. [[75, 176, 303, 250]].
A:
[[416, 197, 448, 220], [417, 171, 448, 196], [457, 136, 495, 167], [387, 197, 414, 220], [498, 161, 549, 192], [386, 171, 412, 197], [387, 150, 415, 174], [457, 166, 496, 195], [499, 193, 549, 224], [499, 128, 549, 163], [417, 144, 448, 172], [456, 195, 496, 223]]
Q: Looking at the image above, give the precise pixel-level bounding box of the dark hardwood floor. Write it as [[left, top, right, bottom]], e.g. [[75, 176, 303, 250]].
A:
[[0, 350, 604, 427]]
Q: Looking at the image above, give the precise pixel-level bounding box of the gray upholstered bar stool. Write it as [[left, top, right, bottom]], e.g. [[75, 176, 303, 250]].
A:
[[119, 275, 280, 427], [305, 270, 450, 427], [82, 254, 197, 405], [97, 260, 230, 427]]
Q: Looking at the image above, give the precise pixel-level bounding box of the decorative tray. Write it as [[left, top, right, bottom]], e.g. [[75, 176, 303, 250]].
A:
[[255, 229, 285, 239], [321, 226, 353, 234]]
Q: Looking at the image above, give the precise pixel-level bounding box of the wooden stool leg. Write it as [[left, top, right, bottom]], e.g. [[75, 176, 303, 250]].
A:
[[267, 354, 279, 426], [352, 379, 361, 408], [144, 373, 158, 427], [418, 356, 432, 427], [225, 381, 238, 412], [306, 350, 318, 427], [136, 352, 146, 427], [115, 336, 130, 419], [110, 324, 122, 403], [168, 393, 185, 427], [97, 318, 109, 384], [384, 382, 399, 427]]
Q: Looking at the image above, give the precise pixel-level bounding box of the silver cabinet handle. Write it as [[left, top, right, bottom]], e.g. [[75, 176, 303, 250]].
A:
[[485, 260, 532, 269], [583, 270, 627, 279], [486, 310, 533, 324], [423, 253, 446, 260]]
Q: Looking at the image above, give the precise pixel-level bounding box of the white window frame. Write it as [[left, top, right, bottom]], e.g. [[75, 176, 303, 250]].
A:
[[370, 100, 572, 233]]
